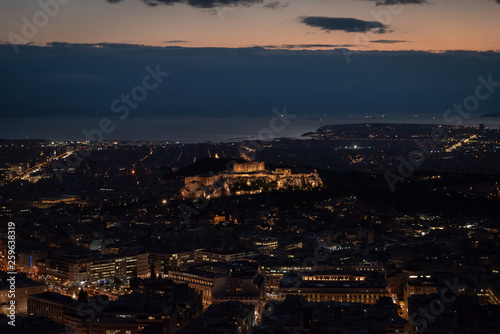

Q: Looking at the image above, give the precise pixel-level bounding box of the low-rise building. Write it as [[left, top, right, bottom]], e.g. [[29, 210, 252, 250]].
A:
[[279, 272, 389, 304], [0, 272, 48, 314]]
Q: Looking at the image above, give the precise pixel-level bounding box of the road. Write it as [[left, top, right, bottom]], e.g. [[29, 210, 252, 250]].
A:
[[8, 151, 75, 183]]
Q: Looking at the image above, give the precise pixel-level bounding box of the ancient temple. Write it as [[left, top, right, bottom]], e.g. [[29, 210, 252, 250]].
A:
[[231, 162, 266, 173]]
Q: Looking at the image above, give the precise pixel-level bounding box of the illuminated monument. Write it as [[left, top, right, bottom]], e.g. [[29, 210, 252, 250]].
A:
[[231, 162, 265, 173], [181, 162, 323, 199]]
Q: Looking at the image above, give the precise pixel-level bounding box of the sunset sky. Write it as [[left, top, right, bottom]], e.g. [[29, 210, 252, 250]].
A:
[[2, 0, 499, 51]]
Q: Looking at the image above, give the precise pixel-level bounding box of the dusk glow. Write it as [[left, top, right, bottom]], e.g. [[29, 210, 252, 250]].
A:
[[1, 0, 499, 51]]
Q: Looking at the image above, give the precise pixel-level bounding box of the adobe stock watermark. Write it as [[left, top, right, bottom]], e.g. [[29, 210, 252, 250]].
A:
[[343, 3, 403, 64], [50, 294, 112, 334], [51, 64, 169, 182], [262, 243, 333, 319], [214, 1, 236, 21], [385, 74, 500, 192], [7, 0, 72, 54], [409, 277, 467, 333], [76, 295, 112, 323], [6, 222, 17, 327], [84, 64, 170, 142], [178, 106, 296, 224]]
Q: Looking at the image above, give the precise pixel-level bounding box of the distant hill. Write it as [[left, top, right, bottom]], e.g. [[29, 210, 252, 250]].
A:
[[169, 158, 242, 178]]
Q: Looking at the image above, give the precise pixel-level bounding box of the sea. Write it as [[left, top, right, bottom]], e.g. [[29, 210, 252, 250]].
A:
[[0, 114, 499, 143]]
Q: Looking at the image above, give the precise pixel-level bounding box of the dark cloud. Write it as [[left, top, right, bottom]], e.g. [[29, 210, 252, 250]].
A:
[[299, 16, 387, 33], [263, 1, 288, 9], [373, 28, 390, 34], [1, 43, 499, 119], [163, 40, 188, 43], [264, 44, 357, 49], [107, 0, 263, 8], [368, 0, 427, 5], [371, 39, 408, 43]]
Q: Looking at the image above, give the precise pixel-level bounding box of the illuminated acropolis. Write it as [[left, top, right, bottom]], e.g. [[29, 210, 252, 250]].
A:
[[181, 162, 323, 199]]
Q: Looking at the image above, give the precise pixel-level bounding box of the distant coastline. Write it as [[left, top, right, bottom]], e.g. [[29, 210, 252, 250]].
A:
[[0, 115, 498, 143]]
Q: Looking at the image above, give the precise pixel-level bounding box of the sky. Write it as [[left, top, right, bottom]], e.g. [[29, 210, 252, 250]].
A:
[[0, 0, 499, 122], [1, 0, 499, 51]]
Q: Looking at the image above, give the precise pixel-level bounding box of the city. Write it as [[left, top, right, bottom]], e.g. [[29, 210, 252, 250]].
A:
[[1, 122, 500, 333], [2, 0, 500, 333]]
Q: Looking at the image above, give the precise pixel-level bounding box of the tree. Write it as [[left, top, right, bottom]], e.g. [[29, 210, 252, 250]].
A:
[[113, 276, 122, 289], [78, 288, 88, 303], [129, 269, 140, 291], [150, 263, 157, 280]]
